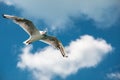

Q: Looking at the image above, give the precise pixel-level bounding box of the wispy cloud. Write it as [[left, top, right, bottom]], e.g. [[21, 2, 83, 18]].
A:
[[17, 35, 112, 80], [107, 72, 120, 80], [0, 0, 13, 5], [1, 0, 120, 30]]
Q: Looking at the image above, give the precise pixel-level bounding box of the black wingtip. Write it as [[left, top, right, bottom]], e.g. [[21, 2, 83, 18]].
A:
[[65, 56, 68, 58], [63, 55, 68, 58], [2, 14, 6, 18]]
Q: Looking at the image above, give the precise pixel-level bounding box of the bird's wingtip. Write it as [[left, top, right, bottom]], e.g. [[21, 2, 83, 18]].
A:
[[63, 55, 68, 58], [2, 14, 11, 18], [2, 14, 6, 18]]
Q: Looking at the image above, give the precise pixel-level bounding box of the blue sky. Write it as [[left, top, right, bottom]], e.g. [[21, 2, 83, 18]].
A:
[[0, 0, 120, 80]]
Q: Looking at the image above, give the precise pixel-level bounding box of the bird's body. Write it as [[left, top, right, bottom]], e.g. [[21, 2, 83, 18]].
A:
[[3, 14, 68, 57]]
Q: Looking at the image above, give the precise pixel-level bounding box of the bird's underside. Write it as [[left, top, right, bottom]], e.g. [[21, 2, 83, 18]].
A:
[[3, 14, 68, 58]]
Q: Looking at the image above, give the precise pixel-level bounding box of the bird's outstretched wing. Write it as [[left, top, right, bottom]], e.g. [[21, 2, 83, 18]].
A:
[[3, 14, 39, 36], [40, 35, 68, 57]]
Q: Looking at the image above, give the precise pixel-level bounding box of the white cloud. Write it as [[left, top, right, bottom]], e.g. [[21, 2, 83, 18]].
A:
[[1, 0, 120, 30], [107, 72, 120, 80], [17, 35, 112, 80], [0, 0, 13, 5]]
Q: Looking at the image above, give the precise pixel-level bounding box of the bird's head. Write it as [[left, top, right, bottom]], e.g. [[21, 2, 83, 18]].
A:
[[39, 31, 47, 35]]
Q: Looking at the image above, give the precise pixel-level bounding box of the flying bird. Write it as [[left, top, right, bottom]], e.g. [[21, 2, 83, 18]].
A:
[[3, 14, 68, 57]]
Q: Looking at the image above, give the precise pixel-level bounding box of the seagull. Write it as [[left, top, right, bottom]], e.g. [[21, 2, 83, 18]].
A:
[[3, 14, 68, 57]]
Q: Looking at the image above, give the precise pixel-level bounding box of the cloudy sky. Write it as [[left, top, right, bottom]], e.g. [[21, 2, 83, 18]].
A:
[[0, 0, 120, 80]]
